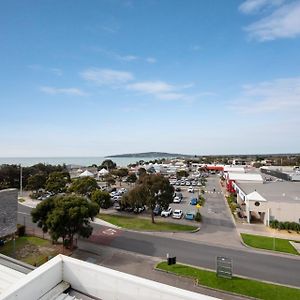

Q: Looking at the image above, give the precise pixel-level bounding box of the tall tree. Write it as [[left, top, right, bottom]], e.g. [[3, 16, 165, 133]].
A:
[[123, 174, 174, 223], [26, 174, 47, 192], [91, 189, 111, 209], [100, 159, 117, 171], [68, 177, 98, 196], [31, 195, 99, 249], [45, 171, 70, 194]]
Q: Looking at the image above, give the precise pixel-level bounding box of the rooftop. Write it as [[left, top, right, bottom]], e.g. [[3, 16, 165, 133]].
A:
[[1, 254, 219, 300], [236, 181, 300, 203]]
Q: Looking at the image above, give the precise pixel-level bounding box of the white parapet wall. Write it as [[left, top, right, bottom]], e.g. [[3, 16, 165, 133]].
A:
[[1, 255, 219, 300]]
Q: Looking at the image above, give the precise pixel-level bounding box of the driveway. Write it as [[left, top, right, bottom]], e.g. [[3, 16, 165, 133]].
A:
[[196, 175, 242, 248]]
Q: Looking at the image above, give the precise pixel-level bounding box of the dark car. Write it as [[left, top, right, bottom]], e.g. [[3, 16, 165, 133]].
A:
[[175, 187, 181, 192], [153, 204, 162, 215]]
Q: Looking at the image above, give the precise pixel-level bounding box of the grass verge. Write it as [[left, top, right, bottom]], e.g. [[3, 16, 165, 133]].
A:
[[241, 233, 299, 255], [157, 262, 300, 300], [98, 214, 198, 232], [0, 236, 60, 266]]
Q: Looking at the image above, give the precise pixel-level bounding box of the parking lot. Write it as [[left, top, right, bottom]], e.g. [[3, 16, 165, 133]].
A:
[[168, 186, 201, 220]]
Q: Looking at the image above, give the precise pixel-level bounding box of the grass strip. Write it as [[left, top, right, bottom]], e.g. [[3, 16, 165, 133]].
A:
[[157, 262, 300, 300], [0, 236, 59, 266], [98, 214, 198, 232], [241, 233, 299, 255]]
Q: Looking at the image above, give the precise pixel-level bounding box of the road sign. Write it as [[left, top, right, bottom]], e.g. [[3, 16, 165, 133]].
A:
[[216, 256, 232, 279]]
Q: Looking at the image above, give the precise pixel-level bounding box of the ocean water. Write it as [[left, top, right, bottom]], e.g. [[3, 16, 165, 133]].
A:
[[0, 156, 168, 167]]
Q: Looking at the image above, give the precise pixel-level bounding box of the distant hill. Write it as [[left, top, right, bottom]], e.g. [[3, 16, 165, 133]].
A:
[[106, 152, 193, 158]]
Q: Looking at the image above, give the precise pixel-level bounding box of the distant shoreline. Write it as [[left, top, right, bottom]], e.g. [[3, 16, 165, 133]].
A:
[[106, 152, 192, 158]]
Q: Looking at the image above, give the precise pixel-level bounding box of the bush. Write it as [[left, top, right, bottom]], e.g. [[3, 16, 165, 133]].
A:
[[198, 196, 205, 206], [195, 211, 202, 222], [269, 220, 300, 232], [17, 224, 25, 237]]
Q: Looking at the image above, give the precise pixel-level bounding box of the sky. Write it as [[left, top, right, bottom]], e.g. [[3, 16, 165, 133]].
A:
[[1, 0, 300, 157]]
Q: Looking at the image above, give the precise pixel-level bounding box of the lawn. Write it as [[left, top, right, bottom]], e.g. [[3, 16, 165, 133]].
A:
[[98, 214, 198, 232], [241, 233, 299, 255], [157, 262, 300, 300], [0, 236, 61, 266]]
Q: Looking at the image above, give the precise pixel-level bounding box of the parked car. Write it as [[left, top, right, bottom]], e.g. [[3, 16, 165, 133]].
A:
[[185, 181, 191, 186], [192, 181, 197, 186], [180, 181, 185, 186], [161, 207, 172, 217], [185, 212, 195, 220], [190, 198, 198, 205], [187, 187, 194, 193], [134, 206, 145, 214], [173, 196, 181, 203], [172, 209, 183, 219], [153, 204, 162, 215], [176, 181, 181, 186], [175, 187, 181, 192], [113, 203, 121, 210]]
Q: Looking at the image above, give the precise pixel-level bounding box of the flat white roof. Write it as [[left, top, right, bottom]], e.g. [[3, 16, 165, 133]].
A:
[[228, 173, 263, 182], [0, 264, 25, 295], [224, 165, 245, 173]]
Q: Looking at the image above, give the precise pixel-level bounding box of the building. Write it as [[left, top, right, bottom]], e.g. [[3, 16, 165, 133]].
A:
[[225, 173, 263, 193], [0, 254, 219, 300], [0, 189, 18, 238], [261, 166, 300, 182], [233, 181, 300, 224]]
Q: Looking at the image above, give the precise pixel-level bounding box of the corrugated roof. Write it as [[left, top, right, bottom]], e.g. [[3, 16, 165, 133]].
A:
[[228, 173, 263, 182]]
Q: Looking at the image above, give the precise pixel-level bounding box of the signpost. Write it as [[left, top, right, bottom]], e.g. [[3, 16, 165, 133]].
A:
[[216, 256, 232, 279]]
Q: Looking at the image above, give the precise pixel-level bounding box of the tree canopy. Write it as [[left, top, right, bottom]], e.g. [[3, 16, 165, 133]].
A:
[[91, 189, 111, 209], [26, 174, 47, 192], [100, 159, 116, 170], [68, 177, 98, 196], [122, 174, 174, 223], [31, 194, 99, 248], [45, 171, 70, 194]]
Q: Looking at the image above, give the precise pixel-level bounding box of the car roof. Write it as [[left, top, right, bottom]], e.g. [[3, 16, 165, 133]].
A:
[[174, 209, 182, 213]]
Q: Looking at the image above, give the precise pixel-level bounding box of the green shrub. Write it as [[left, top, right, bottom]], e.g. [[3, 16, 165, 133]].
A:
[[195, 211, 202, 222], [17, 224, 25, 237]]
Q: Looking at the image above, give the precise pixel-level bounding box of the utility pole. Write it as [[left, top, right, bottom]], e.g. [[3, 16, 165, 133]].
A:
[[20, 164, 23, 197]]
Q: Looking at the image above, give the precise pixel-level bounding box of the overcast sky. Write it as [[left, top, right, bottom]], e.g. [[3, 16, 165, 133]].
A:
[[1, 0, 300, 156]]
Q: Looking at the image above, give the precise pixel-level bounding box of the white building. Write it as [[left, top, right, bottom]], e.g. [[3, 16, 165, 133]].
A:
[[233, 181, 300, 225], [1, 254, 219, 300]]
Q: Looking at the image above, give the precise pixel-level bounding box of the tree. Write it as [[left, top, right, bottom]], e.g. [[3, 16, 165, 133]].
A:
[[126, 173, 137, 184], [31, 195, 99, 249], [123, 174, 174, 223], [103, 174, 116, 187], [138, 167, 147, 178], [176, 170, 188, 179], [45, 171, 70, 194], [111, 168, 128, 186], [26, 174, 47, 192], [100, 159, 116, 171], [69, 177, 98, 196], [91, 189, 111, 209]]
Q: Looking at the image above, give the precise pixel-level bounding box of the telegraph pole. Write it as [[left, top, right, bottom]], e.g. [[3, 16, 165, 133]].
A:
[[20, 164, 23, 197]]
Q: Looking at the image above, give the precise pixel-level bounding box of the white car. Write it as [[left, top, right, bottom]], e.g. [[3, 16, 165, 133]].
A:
[[173, 196, 181, 203], [172, 209, 183, 219], [185, 181, 191, 186], [187, 187, 194, 193], [161, 207, 173, 217]]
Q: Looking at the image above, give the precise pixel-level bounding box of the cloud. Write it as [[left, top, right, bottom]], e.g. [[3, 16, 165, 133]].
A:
[[81, 68, 134, 86], [231, 77, 300, 113], [239, 0, 284, 14], [243, 1, 300, 41], [40, 86, 88, 96], [126, 80, 193, 100], [28, 65, 63, 76], [146, 57, 157, 63]]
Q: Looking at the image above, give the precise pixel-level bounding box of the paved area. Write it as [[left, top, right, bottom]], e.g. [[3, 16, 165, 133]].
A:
[[195, 176, 242, 248], [73, 240, 248, 300]]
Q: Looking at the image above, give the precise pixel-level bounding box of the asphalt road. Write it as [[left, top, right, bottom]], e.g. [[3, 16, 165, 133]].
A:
[[18, 203, 300, 288]]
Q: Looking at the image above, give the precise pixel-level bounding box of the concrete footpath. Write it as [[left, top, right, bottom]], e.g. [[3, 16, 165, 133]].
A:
[[73, 240, 249, 300]]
